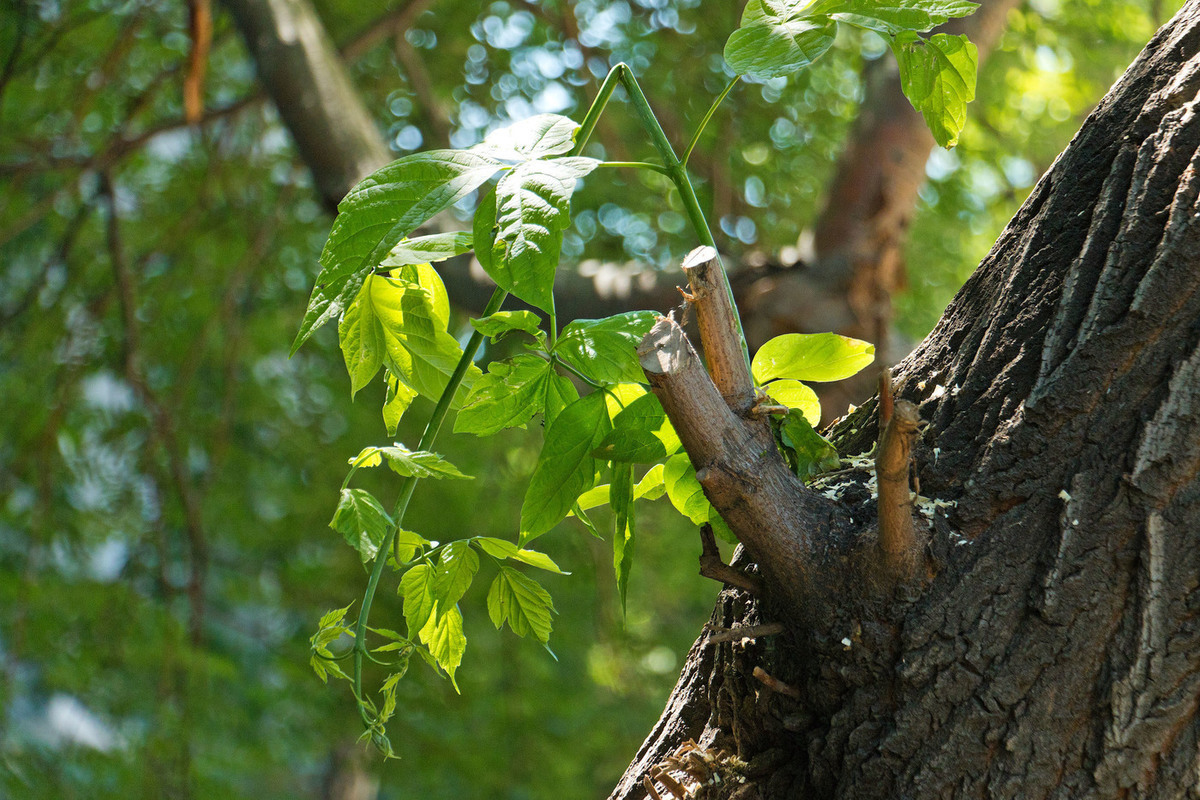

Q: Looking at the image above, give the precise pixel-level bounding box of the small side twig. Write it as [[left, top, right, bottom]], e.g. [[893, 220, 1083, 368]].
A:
[[705, 622, 784, 645], [698, 524, 761, 594], [876, 369, 922, 578], [752, 667, 802, 699]]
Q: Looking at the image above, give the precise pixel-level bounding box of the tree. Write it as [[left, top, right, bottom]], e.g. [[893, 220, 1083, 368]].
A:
[[612, 4, 1200, 796]]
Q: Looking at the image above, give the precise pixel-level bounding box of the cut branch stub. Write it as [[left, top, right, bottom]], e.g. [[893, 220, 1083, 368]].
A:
[[875, 369, 921, 578], [639, 316, 838, 611], [681, 245, 756, 414]]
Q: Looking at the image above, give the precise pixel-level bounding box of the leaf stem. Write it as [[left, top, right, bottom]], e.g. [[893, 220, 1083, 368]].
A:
[[613, 63, 751, 373], [549, 354, 603, 388], [351, 286, 507, 726], [575, 64, 623, 154], [594, 160, 673, 176], [682, 75, 739, 166]]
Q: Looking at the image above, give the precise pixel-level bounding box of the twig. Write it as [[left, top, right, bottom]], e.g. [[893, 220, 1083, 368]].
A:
[[698, 524, 761, 594], [752, 667, 802, 700], [682, 245, 757, 414], [705, 622, 784, 645]]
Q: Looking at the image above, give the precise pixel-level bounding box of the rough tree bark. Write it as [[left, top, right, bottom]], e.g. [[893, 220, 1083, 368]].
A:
[[614, 4, 1200, 798]]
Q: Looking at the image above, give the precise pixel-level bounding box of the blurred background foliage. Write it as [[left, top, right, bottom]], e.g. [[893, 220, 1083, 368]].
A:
[[0, 0, 1180, 797]]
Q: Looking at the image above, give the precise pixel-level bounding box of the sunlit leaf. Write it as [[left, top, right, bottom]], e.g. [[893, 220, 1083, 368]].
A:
[[593, 392, 681, 463], [892, 32, 978, 148], [724, 2, 837, 80], [338, 278, 385, 397], [752, 332, 875, 383], [662, 454, 736, 542], [611, 463, 635, 613], [434, 541, 479, 609], [555, 312, 659, 385], [419, 603, 466, 690], [382, 371, 417, 435], [455, 354, 578, 436], [349, 443, 473, 480], [293, 150, 502, 354], [475, 114, 582, 161], [762, 379, 822, 426], [486, 566, 555, 643], [487, 157, 599, 312], [399, 564, 436, 636], [329, 488, 393, 562], [810, 0, 977, 35], [473, 537, 568, 574], [382, 232, 475, 266], [469, 310, 544, 342]]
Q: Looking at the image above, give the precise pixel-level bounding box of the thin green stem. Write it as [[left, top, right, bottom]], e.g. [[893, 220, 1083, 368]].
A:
[[550, 354, 603, 388], [682, 75, 739, 166], [613, 63, 751, 371], [352, 286, 507, 725], [575, 65, 623, 155], [593, 160, 673, 176]]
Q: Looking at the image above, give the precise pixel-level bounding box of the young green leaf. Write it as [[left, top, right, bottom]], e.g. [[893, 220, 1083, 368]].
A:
[[329, 488, 393, 562], [486, 566, 556, 643], [475, 114, 582, 161], [751, 332, 875, 383], [724, 2, 837, 80], [469, 310, 544, 342], [487, 157, 599, 312], [338, 278, 386, 397], [381, 232, 475, 267], [572, 463, 668, 512], [780, 409, 842, 477], [393, 528, 431, 564], [349, 443, 473, 480], [318, 602, 355, 632], [399, 564, 437, 636], [892, 32, 978, 148], [762, 379, 822, 426], [520, 391, 612, 542], [611, 463, 636, 613], [555, 311, 659, 385], [473, 537, 568, 574], [662, 454, 736, 542], [810, 0, 977, 35], [434, 541, 480, 609], [382, 371, 418, 435], [371, 271, 480, 406], [593, 392, 682, 463], [419, 604, 466, 691], [454, 355, 578, 436], [292, 150, 502, 354]]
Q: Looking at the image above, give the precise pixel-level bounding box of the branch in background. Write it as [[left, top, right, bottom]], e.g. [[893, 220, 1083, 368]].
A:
[[185, 0, 213, 124], [101, 173, 209, 646], [394, 33, 452, 147]]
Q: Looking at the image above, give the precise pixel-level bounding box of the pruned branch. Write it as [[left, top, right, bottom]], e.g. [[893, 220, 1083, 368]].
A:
[[698, 523, 760, 594], [875, 369, 921, 578], [638, 314, 839, 612], [681, 245, 756, 414]]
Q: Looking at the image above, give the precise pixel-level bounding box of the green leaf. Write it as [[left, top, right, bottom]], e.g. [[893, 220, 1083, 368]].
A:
[[555, 311, 659, 385], [434, 541, 480, 609], [762, 379, 822, 426], [329, 488, 393, 562], [593, 392, 681, 463], [382, 372, 417, 435], [476, 114, 582, 161], [611, 463, 635, 613], [487, 157, 599, 312], [892, 32, 978, 148], [454, 355, 578, 436], [393, 528, 432, 564], [473, 537, 568, 574], [810, 0, 977, 35], [318, 603, 354, 631], [371, 270, 480, 406], [662, 454, 736, 542], [780, 409, 842, 477], [573, 463, 667, 512], [473, 183, 499, 277], [381, 232, 475, 267], [486, 566, 556, 643], [338, 278, 385, 397], [399, 564, 436, 636], [752, 332, 875, 383], [520, 391, 612, 542], [724, 4, 837, 80], [292, 150, 502, 354], [469, 310, 544, 342], [349, 443, 473, 480], [419, 604, 466, 690]]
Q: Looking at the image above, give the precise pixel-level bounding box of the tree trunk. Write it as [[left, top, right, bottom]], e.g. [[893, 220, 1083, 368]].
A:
[[615, 4, 1200, 798]]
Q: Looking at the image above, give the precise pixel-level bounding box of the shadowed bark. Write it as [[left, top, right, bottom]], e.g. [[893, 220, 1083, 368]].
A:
[[612, 4, 1200, 797]]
